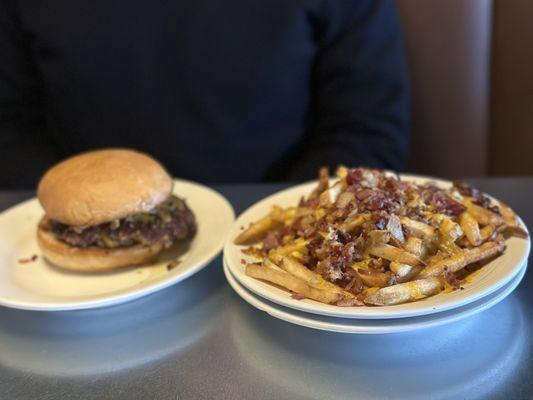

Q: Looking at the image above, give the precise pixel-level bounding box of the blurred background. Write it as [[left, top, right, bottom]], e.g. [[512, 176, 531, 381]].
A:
[[397, 0, 533, 177]]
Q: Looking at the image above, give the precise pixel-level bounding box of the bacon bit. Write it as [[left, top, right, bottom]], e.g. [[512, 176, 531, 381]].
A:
[[262, 232, 281, 251], [291, 293, 306, 300], [167, 259, 181, 271], [423, 187, 466, 216], [18, 255, 38, 264], [355, 188, 374, 201], [444, 268, 461, 288], [346, 168, 364, 185]]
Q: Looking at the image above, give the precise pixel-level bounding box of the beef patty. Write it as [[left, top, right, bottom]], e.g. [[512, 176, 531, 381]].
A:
[[49, 195, 196, 249]]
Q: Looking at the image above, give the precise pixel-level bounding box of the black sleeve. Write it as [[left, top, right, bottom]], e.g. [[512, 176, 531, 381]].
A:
[[0, 0, 58, 188], [286, 0, 410, 180]]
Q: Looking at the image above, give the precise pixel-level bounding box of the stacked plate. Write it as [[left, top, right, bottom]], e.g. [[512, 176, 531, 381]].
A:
[[224, 177, 530, 334]]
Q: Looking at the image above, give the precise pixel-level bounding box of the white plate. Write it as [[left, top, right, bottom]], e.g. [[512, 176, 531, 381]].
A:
[[224, 176, 530, 319], [0, 180, 234, 311], [224, 257, 527, 334]]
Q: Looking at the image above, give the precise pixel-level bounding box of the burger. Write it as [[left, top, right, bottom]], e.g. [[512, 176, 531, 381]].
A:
[[36, 149, 196, 272]]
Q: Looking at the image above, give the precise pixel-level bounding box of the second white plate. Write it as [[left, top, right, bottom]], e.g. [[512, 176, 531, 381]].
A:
[[224, 257, 527, 334]]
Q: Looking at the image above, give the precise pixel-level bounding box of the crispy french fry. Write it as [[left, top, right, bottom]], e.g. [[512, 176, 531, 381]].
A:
[[280, 256, 350, 295], [499, 201, 518, 226], [386, 214, 405, 244], [438, 217, 463, 254], [479, 225, 494, 241], [234, 206, 286, 245], [335, 165, 349, 179], [245, 263, 341, 304], [269, 238, 309, 257], [498, 202, 528, 238], [366, 230, 391, 248], [355, 269, 391, 288], [389, 262, 422, 283], [364, 277, 443, 306], [460, 212, 482, 246], [341, 213, 370, 233], [262, 258, 286, 272], [319, 181, 345, 206], [400, 217, 436, 239], [461, 200, 503, 226], [419, 241, 505, 278], [310, 167, 329, 198], [368, 244, 425, 266], [502, 225, 529, 239], [404, 237, 423, 257]]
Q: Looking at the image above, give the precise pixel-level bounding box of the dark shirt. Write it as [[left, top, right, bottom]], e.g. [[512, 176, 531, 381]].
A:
[[0, 0, 409, 188]]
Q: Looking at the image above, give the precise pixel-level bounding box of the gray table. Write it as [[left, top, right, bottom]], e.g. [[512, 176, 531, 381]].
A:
[[0, 180, 531, 400]]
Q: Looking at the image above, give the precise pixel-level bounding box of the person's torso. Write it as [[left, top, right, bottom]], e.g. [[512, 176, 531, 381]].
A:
[[20, 0, 323, 181]]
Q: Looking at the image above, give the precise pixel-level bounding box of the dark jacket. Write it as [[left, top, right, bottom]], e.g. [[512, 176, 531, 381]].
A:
[[0, 0, 409, 188]]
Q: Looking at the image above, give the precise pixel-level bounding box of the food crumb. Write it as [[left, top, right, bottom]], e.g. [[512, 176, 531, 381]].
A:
[[240, 226, 244, 230], [18, 254, 38, 264], [240, 259, 246, 265], [167, 259, 181, 271]]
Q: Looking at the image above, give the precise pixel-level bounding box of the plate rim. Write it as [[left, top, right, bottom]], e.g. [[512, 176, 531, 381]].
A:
[[224, 257, 527, 334], [224, 175, 530, 319], [0, 179, 235, 311]]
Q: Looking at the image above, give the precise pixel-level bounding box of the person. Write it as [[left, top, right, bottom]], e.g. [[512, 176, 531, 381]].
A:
[[0, 0, 409, 188]]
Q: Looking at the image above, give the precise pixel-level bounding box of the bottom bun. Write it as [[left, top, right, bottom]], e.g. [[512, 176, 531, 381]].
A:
[[37, 218, 164, 272]]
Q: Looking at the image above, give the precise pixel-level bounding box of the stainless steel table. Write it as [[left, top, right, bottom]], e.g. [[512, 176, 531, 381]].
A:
[[0, 180, 531, 400]]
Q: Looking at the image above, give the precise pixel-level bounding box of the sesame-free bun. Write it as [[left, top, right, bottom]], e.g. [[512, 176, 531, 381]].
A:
[[38, 149, 173, 226], [37, 218, 164, 271]]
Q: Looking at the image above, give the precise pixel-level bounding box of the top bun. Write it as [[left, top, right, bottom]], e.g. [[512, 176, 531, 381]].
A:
[[38, 149, 173, 226]]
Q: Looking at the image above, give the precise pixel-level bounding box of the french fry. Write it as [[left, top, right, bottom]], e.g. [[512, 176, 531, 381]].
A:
[[437, 217, 463, 254], [479, 225, 494, 240], [319, 181, 344, 206], [234, 206, 286, 244], [461, 200, 503, 226], [366, 230, 391, 248], [499, 201, 518, 226], [389, 262, 422, 283], [245, 263, 342, 304], [368, 244, 425, 266], [364, 277, 443, 306], [460, 212, 482, 246], [310, 167, 329, 199], [280, 256, 350, 295], [502, 225, 529, 239], [340, 213, 370, 233], [419, 241, 505, 278], [335, 165, 349, 179], [386, 214, 405, 244], [355, 269, 391, 288], [400, 217, 436, 239], [269, 238, 309, 257], [404, 236, 423, 257], [498, 202, 528, 238], [262, 258, 286, 272]]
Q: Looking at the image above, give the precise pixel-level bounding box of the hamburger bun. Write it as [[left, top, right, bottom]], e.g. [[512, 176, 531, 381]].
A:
[[37, 217, 164, 272], [37, 148, 173, 227]]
